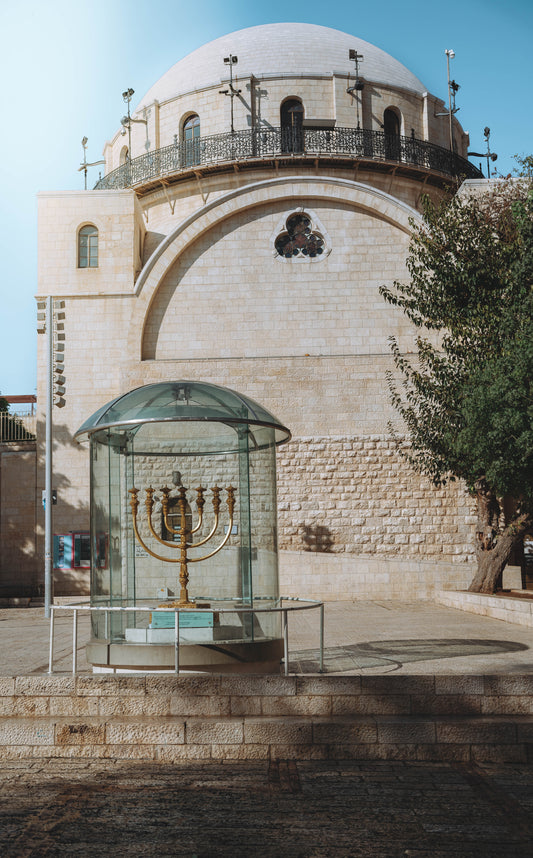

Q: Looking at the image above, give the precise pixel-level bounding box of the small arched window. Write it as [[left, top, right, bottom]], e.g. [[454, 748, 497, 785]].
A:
[[78, 224, 98, 269], [280, 98, 304, 153], [119, 145, 129, 165], [183, 114, 200, 166]]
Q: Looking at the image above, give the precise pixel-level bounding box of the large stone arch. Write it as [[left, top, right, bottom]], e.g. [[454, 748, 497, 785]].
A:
[[128, 176, 421, 362]]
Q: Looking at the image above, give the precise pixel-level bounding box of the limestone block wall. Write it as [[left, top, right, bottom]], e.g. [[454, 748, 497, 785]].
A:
[[34, 175, 475, 600], [141, 198, 415, 362], [277, 436, 476, 563], [38, 190, 145, 295], [1, 675, 532, 763], [140, 167, 445, 244], [0, 444, 37, 595], [107, 73, 436, 170]]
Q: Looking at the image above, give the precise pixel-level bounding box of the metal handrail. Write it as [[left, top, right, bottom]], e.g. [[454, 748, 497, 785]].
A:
[[95, 127, 482, 191], [48, 597, 324, 677]]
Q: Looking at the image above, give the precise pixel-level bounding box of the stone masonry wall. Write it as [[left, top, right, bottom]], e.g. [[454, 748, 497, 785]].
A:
[[277, 436, 477, 564], [0, 443, 37, 595]]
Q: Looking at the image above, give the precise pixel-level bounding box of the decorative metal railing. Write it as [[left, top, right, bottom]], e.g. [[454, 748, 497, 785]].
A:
[[0, 412, 36, 442], [94, 127, 482, 191]]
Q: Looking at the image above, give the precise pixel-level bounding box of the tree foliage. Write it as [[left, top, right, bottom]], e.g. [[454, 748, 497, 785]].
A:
[[380, 177, 533, 592]]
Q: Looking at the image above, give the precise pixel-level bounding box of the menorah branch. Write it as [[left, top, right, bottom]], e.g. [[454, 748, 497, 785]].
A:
[[128, 484, 236, 607]]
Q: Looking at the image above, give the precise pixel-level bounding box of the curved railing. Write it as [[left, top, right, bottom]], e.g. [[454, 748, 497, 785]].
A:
[[95, 127, 482, 190], [48, 597, 325, 675]]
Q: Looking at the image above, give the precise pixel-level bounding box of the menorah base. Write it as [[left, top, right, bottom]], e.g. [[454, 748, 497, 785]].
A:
[[160, 599, 203, 610]]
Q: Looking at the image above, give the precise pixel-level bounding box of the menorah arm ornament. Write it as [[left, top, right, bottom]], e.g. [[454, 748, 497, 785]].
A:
[[128, 484, 236, 608]]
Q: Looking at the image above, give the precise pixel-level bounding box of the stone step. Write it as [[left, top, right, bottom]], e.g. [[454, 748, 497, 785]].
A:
[[2, 673, 533, 718], [0, 714, 531, 763]]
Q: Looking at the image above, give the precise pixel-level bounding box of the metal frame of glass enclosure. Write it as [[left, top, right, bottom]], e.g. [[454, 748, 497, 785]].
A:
[[74, 381, 291, 673]]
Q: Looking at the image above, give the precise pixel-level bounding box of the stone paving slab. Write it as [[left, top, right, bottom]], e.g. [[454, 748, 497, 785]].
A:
[[0, 757, 531, 856], [1, 600, 532, 676]]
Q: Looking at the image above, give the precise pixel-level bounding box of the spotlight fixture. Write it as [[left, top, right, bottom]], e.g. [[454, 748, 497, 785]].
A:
[[468, 127, 498, 178], [435, 50, 460, 155], [220, 54, 241, 133]]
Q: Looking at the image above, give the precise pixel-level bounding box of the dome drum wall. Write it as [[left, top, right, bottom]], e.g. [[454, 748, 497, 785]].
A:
[[102, 24, 473, 187]]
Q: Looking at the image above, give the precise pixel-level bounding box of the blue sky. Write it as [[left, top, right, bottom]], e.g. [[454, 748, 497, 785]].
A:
[[0, 0, 531, 395]]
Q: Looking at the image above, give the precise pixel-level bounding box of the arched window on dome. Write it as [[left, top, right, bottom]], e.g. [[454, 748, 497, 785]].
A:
[[78, 224, 98, 269], [280, 98, 304, 154], [384, 108, 401, 162], [182, 114, 201, 166], [119, 145, 129, 165]]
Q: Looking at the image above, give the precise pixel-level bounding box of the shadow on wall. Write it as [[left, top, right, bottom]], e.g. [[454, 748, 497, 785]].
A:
[[0, 418, 90, 598], [301, 524, 334, 553]]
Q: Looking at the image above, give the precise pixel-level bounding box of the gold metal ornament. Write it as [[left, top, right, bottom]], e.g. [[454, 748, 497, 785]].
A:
[[128, 484, 236, 607]]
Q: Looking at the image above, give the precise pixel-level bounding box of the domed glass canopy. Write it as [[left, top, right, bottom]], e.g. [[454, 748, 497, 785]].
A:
[[77, 381, 291, 673], [75, 380, 291, 452]]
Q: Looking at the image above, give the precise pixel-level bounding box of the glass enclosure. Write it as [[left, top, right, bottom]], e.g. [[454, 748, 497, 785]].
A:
[[75, 381, 291, 665]]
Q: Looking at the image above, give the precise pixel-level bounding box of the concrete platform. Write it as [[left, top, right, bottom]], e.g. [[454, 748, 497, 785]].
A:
[[0, 600, 531, 764]]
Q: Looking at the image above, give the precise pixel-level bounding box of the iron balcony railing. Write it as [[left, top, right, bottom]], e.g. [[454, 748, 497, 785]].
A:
[[95, 127, 483, 191]]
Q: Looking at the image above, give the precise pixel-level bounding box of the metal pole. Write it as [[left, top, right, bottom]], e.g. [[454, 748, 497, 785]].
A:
[[446, 52, 454, 154], [72, 609, 78, 675], [174, 610, 180, 675], [48, 606, 55, 674], [319, 603, 324, 673], [283, 609, 289, 676], [44, 296, 53, 618]]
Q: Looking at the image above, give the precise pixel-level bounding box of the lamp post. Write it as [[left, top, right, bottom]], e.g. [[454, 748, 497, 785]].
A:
[[468, 127, 498, 178], [444, 49, 458, 153], [36, 298, 66, 617], [78, 138, 105, 190], [347, 49, 365, 129], [220, 55, 241, 134], [122, 88, 135, 158]]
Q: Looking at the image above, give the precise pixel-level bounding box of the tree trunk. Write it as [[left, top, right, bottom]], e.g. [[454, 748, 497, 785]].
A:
[[468, 482, 531, 593]]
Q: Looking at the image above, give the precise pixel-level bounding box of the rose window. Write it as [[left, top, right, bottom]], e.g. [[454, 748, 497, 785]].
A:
[[275, 213, 324, 258]]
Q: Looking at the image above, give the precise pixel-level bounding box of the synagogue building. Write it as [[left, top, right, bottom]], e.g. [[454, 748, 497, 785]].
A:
[[34, 23, 487, 598]]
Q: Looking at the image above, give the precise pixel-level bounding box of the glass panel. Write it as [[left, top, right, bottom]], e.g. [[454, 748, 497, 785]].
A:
[[78, 226, 98, 269], [75, 380, 291, 448], [88, 416, 282, 645]]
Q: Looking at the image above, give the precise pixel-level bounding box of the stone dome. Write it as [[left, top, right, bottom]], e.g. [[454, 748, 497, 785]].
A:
[[136, 23, 426, 111]]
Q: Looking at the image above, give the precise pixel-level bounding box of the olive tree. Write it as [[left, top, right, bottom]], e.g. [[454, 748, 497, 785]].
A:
[[380, 177, 533, 593]]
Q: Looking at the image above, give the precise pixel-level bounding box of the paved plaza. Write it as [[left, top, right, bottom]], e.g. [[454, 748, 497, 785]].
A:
[[1, 599, 532, 677], [0, 757, 532, 857], [0, 600, 532, 856]]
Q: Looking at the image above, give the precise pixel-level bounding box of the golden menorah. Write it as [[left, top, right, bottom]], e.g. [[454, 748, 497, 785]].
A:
[[128, 484, 236, 608]]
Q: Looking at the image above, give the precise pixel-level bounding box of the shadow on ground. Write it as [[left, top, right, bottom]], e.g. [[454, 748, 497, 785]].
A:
[[289, 638, 529, 674]]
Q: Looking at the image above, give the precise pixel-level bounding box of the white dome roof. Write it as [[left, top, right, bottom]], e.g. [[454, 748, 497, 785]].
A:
[[136, 23, 426, 110]]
